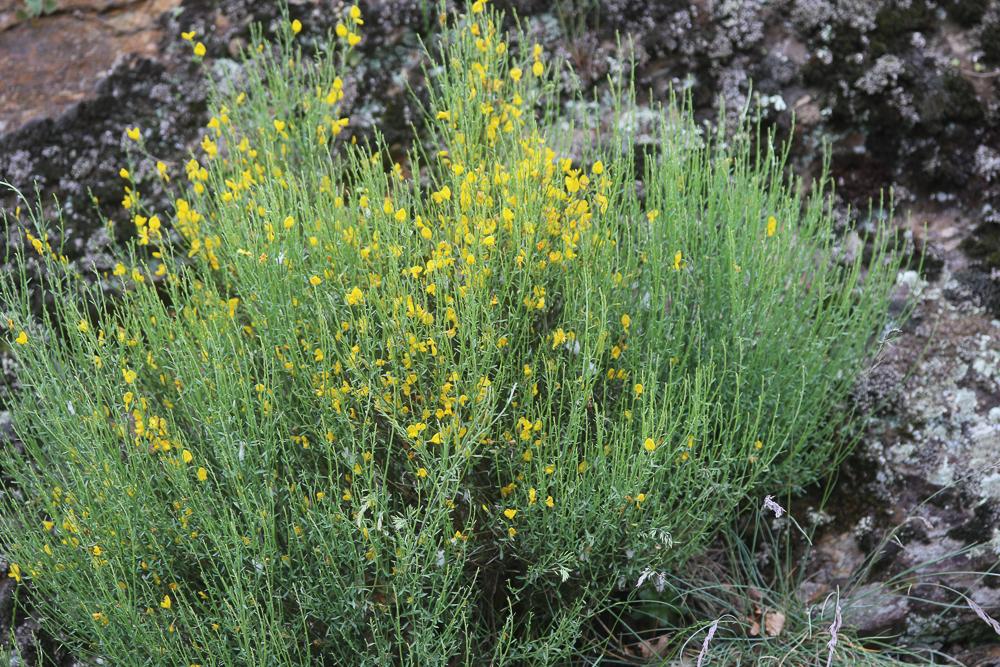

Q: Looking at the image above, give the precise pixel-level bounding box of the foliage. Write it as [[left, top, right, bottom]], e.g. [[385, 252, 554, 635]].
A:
[[617, 499, 979, 666], [1, 1, 903, 663], [16, 0, 57, 21]]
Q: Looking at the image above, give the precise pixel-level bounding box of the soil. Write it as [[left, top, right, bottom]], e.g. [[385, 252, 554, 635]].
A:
[[2, 0, 1000, 663]]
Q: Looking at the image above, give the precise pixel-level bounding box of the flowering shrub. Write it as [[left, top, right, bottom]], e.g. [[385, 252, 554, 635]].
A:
[[1, 2, 903, 663]]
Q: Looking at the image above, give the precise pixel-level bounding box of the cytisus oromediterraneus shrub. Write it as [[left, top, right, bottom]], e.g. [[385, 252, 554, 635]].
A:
[[1, 2, 904, 663]]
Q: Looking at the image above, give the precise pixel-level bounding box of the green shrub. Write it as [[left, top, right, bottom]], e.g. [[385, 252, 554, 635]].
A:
[[1, 2, 903, 663]]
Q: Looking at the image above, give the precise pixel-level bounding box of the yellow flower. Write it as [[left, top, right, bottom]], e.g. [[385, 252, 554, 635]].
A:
[[291, 19, 302, 34], [193, 42, 206, 57], [509, 67, 522, 82], [149, 160, 167, 183], [592, 160, 604, 174], [349, 5, 363, 24], [346, 286, 364, 306], [126, 127, 141, 141], [181, 450, 193, 464], [416, 467, 428, 478], [274, 119, 287, 133], [567, 172, 584, 193], [200, 135, 217, 158], [14, 331, 27, 345], [767, 215, 777, 237], [673, 251, 683, 271], [621, 313, 631, 331], [8, 563, 21, 583], [503, 508, 517, 520], [347, 32, 361, 46], [551, 328, 567, 349], [197, 467, 208, 482], [532, 60, 544, 77], [181, 31, 195, 41], [545, 495, 554, 508], [309, 275, 322, 287], [643, 437, 656, 452], [119, 168, 130, 179], [160, 594, 172, 609], [77, 320, 89, 333], [634, 383, 644, 397], [123, 368, 137, 384]]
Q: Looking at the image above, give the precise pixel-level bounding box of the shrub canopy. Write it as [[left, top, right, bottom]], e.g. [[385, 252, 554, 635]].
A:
[[1, 3, 902, 664]]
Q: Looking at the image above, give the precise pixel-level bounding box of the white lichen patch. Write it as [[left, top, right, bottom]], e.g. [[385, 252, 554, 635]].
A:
[[865, 268, 1000, 503]]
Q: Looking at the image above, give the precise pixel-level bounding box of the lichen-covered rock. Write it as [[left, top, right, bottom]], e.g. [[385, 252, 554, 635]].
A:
[[806, 266, 1000, 651]]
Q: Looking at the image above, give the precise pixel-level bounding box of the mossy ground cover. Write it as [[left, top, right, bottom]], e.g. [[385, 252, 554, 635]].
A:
[[1, 2, 905, 664]]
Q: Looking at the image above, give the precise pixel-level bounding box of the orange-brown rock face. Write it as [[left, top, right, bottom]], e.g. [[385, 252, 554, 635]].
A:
[[0, 0, 179, 133]]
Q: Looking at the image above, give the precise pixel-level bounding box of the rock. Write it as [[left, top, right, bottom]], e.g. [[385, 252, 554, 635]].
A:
[[841, 583, 910, 636], [0, 0, 181, 134], [0, 576, 14, 647]]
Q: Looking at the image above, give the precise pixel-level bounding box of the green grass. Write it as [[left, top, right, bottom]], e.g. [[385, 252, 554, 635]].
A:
[[612, 503, 977, 666], [1, 2, 905, 664]]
